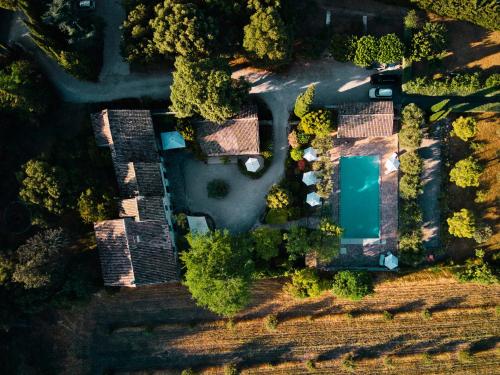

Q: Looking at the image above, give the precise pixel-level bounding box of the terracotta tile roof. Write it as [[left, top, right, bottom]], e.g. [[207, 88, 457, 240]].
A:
[[94, 218, 178, 287], [337, 102, 394, 138], [196, 106, 260, 156], [119, 196, 167, 223]]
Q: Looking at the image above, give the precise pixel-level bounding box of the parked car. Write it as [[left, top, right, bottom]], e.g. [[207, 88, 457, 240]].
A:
[[79, 0, 95, 9], [369, 87, 393, 100], [370, 74, 400, 85]]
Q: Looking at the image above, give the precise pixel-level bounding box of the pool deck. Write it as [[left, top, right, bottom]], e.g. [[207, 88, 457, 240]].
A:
[[326, 135, 399, 268]]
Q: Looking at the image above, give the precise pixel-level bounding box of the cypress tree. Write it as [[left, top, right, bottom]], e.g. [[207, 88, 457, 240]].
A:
[[294, 84, 315, 119]]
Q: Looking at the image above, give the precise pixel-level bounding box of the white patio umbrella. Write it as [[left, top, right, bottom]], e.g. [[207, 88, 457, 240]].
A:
[[384, 252, 399, 270], [384, 152, 400, 174], [302, 171, 318, 186], [187, 216, 210, 235], [303, 147, 318, 162], [161, 131, 186, 150], [245, 157, 261, 172], [306, 192, 321, 207]]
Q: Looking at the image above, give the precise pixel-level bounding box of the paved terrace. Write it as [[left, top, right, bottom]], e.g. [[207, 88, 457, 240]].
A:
[[327, 134, 399, 268]]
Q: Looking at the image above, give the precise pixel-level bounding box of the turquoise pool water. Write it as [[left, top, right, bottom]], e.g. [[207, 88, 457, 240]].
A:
[[340, 156, 380, 239]]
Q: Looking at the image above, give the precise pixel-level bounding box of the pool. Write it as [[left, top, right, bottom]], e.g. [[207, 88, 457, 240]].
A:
[[340, 156, 380, 239]]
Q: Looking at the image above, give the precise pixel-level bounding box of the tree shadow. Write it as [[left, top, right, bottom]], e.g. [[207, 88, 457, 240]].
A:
[[469, 337, 499, 354], [428, 296, 465, 313]]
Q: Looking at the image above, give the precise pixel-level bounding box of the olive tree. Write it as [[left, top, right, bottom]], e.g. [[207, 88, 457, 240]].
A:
[[450, 157, 482, 188], [451, 116, 478, 142], [377, 33, 404, 64], [447, 209, 475, 238], [353, 35, 377, 67]]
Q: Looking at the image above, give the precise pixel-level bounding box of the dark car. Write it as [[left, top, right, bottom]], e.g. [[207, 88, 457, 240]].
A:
[[370, 74, 400, 85]]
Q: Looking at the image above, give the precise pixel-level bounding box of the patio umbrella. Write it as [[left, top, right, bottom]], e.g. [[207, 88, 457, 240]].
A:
[[187, 216, 210, 235], [306, 192, 321, 207], [303, 147, 318, 162], [302, 171, 318, 186], [245, 157, 261, 172], [161, 131, 186, 150], [384, 152, 399, 174], [384, 252, 398, 270]]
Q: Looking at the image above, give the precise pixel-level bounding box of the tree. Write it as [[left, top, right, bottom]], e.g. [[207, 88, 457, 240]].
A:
[[284, 226, 309, 261], [329, 34, 358, 62], [283, 268, 329, 299], [0, 59, 50, 118], [404, 9, 420, 29], [266, 184, 290, 209], [377, 33, 404, 65], [251, 227, 282, 260], [458, 250, 498, 285], [298, 110, 333, 137], [170, 56, 248, 123], [151, 0, 217, 57], [181, 230, 254, 317], [449, 157, 482, 188], [353, 35, 377, 67], [309, 219, 342, 262], [294, 85, 315, 118], [0, 0, 18, 10], [399, 125, 423, 149], [243, 5, 290, 64], [121, 3, 156, 64], [451, 116, 478, 141], [401, 103, 425, 128], [447, 209, 475, 238], [332, 271, 373, 300], [18, 159, 68, 215], [400, 200, 423, 234], [12, 228, 68, 289], [77, 188, 115, 224], [290, 148, 303, 161], [399, 174, 422, 200], [411, 22, 447, 61], [0, 254, 13, 286], [399, 151, 423, 176]]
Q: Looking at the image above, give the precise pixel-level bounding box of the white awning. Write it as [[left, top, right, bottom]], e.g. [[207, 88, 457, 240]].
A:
[[187, 216, 210, 235], [385, 152, 399, 174], [302, 171, 318, 186], [161, 131, 186, 150], [306, 192, 321, 207], [245, 157, 261, 172], [303, 147, 318, 162], [384, 252, 398, 270]]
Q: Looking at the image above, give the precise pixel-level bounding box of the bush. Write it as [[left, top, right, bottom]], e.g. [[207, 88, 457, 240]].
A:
[[485, 73, 500, 88], [402, 72, 483, 96], [404, 9, 420, 29], [382, 310, 394, 321], [457, 250, 498, 285], [294, 85, 315, 118], [400, 200, 423, 233], [451, 116, 478, 142], [474, 189, 488, 204], [411, 22, 447, 61], [457, 349, 473, 363], [354, 35, 377, 67], [400, 174, 422, 200], [284, 226, 309, 261], [288, 130, 300, 148], [223, 362, 238, 375], [399, 125, 423, 149], [284, 268, 329, 299], [181, 369, 196, 375], [77, 188, 115, 224], [290, 148, 304, 161], [332, 271, 373, 300], [449, 157, 482, 188], [400, 151, 423, 176], [251, 227, 282, 260], [329, 34, 358, 62], [264, 313, 278, 331], [305, 359, 315, 371], [447, 209, 475, 238], [473, 225, 492, 244], [266, 185, 290, 209], [402, 103, 426, 128], [298, 110, 333, 137], [207, 179, 230, 199], [422, 308, 432, 320], [341, 353, 357, 371], [399, 231, 423, 255], [377, 33, 404, 65]]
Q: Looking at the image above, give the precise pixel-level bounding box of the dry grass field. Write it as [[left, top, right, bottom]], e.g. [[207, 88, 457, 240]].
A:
[[37, 270, 500, 375]]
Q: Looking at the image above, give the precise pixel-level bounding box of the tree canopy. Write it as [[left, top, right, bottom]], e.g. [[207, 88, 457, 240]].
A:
[[447, 209, 475, 238], [251, 227, 282, 260], [411, 22, 447, 61], [294, 84, 315, 119], [181, 230, 254, 317], [400, 151, 423, 176], [353, 35, 377, 67], [298, 110, 333, 137], [451, 116, 478, 141], [377, 33, 404, 65], [170, 56, 248, 123], [243, 5, 290, 64], [332, 271, 373, 300], [449, 157, 482, 188]]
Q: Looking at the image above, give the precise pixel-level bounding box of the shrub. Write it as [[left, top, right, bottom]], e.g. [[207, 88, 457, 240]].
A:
[[332, 271, 373, 300], [77, 188, 115, 224], [400, 200, 423, 233], [421, 308, 432, 320], [400, 151, 423, 176], [400, 174, 422, 200], [451, 116, 478, 141], [404, 9, 420, 29], [457, 349, 473, 363], [447, 209, 475, 238], [290, 148, 304, 161], [485, 73, 500, 88], [449, 157, 482, 188], [399, 126, 423, 149], [305, 359, 315, 371], [284, 268, 329, 299], [265, 208, 288, 224], [458, 250, 498, 285], [223, 363, 238, 375], [354, 35, 377, 67], [403, 73, 483, 96], [264, 313, 278, 331], [296, 131, 311, 145], [294, 85, 315, 118], [411, 22, 447, 61], [341, 353, 357, 371], [251, 227, 282, 260], [181, 369, 196, 375], [207, 179, 230, 199], [377, 33, 404, 65], [288, 130, 300, 148], [382, 310, 394, 321], [329, 34, 358, 62], [266, 185, 290, 209], [298, 110, 333, 137], [399, 231, 423, 255], [473, 225, 492, 244], [284, 226, 309, 261], [402, 103, 426, 128], [474, 189, 488, 203]]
